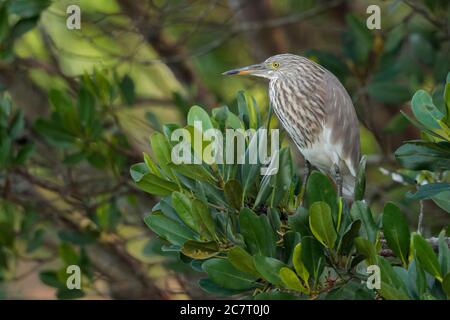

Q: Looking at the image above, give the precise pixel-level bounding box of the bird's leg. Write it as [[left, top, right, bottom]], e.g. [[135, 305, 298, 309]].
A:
[[298, 160, 311, 207], [332, 164, 342, 198]]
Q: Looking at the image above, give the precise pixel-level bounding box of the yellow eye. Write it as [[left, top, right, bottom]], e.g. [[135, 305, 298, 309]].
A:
[[272, 62, 280, 69]]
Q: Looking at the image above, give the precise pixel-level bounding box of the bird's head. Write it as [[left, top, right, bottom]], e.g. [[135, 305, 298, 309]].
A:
[[222, 53, 307, 80]]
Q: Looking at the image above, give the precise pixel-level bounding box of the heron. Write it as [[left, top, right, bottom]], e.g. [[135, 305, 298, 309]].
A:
[[223, 53, 360, 200]]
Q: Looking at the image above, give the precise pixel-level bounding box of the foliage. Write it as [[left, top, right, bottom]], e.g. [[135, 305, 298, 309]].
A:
[[133, 88, 450, 300], [0, 0, 450, 300], [395, 73, 450, 213]]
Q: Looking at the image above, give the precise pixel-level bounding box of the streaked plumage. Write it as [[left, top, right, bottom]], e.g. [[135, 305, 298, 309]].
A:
[[224, 53, 360, 199]]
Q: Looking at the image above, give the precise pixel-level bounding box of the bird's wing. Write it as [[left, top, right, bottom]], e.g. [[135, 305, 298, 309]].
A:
[[322, 72, 360, 177]]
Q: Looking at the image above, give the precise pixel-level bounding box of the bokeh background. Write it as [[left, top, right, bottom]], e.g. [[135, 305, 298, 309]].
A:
[[0, 0, 449, 299]]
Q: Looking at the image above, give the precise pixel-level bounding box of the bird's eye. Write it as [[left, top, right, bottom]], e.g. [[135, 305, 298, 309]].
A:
[[272, 62, 280, 69]]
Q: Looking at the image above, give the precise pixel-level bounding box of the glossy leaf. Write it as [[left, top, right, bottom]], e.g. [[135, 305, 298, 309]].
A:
[[279, 267, 308, 294], [350, 201, 378, 243], [191, 199, 216, 240], [224, 179, 243, 210], [228, 246, 260, 277], [395, 141, 450, 171], [187, 105, 213, 131], [168, 163, 217, 184], [239, 208, 275, 257], [131, 170, 178, 196], [309, 202, 337, 249], [171, 192, 196, 231], [300, 236, 325, 280], [354, 237, 377, 265], [306, 171, 338, 223], [150, 132, 175, 180], [181, 240, 219, 259], [339, 220, 362, 255], [253, 255, 286, 286], [144, 212, 196, 246], [411, 90, 443, 130], [412, 233, 442, 281], [292, 243, 309, 285], [383, 202, 410, 266], [407, 183, 450, 200], [202, 258, 257, 290]]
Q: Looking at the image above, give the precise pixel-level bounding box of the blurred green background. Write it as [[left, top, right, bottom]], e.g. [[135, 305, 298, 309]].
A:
[[0, 0, 449, 299]]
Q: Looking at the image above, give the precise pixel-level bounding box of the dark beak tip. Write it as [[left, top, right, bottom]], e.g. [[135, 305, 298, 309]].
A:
[[222, 70, 239, 75]]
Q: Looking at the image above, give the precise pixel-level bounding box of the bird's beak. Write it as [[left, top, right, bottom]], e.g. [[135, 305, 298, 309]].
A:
[[222, 63, 266, 76]]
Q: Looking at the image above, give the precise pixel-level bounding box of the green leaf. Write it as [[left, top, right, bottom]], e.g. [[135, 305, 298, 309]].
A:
[[228, 246, 260, 277], [253, 255, 286, 286], [198, 278, 248, 296], [181, 240, 219, 259], [239, 208, 275, 257], [8, 109, 24, 139], [224, 179, 243, 210], [191, 199, 216, 240], [339, 220, 362, 255], [412, 233, 442, 281], [306, 171, 338, 223], [144, 211, 196, 246], [9, 0, 51, 18], [407, 183, 450, 200], [119, 74, 135, 105], [237, 91, 250, 128], [59, 243, 78, 265], [240, 133, 260, 196], [0, 136, 11, 166], [77, 86, 95, 127], [143, 152, 162, 177], [438, 230, 450, 275], [288, 207, 310, 236], [212, 106, 243, 130], [34, 119, 75, 146], [129, 162, 148, 181], [253, 291, 299, 300], [400, 111, 448, 140], [56, 288, 85, 300], [411, 90, 443, 130], [378, 282, 409, 300], [377, 257, 410, 299], [382, 202, 410, 267], [0, 5, 8, 43], [270, 147, 292, 206], [354, 156, 366, 201], [187, 105, 213, 131], [171, 192, 196, 231], [395, 141, 450, 171], [367, 82, 411, 104], [350, 201, 378, 243], [343, 14, 373, 64], [131, 170, 178, 196], [150, 132, 175, 179], [168, 163, 217, 184], [442, 273, 450, 298], [354, 237, 377, 265], [0, 222, 14, 247], [39, 271, 62, 288], [301, 236, 325, 280], [279, 267, 308, 294], [309, 202, 337, 249], [432, 191, 450, 213], [407, 259, 427, 299], [292, 243, 309, 285], [202, 258, 257, 290]]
